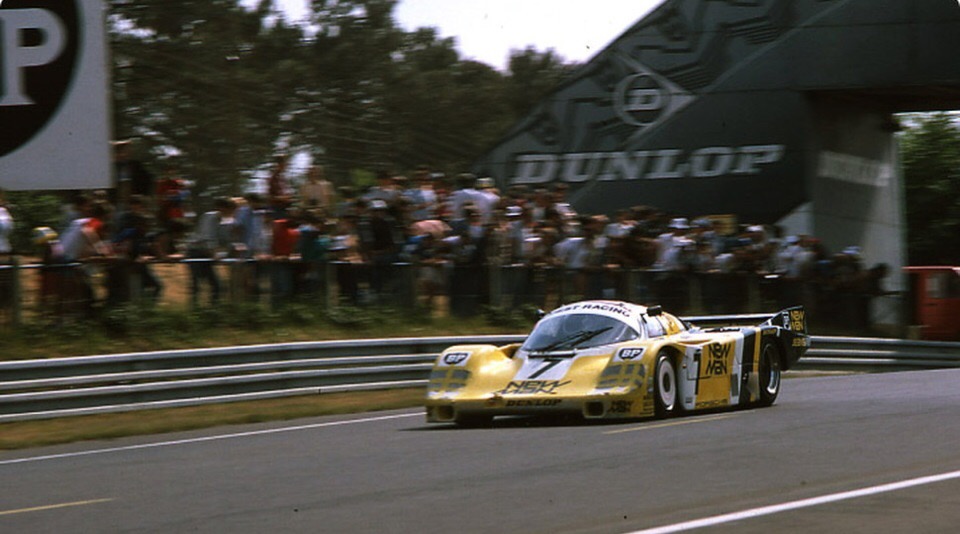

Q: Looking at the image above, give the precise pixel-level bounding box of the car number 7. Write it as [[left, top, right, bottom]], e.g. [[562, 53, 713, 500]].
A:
[[529, 358, 564, 379]]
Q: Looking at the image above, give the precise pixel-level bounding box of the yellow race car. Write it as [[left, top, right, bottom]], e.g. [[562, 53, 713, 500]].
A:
[[426, 301, 809, 426]]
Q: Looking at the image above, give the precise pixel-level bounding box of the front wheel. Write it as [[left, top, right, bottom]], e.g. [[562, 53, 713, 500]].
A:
[[757, 340, 782, 407], [654, 354, 678, 417]]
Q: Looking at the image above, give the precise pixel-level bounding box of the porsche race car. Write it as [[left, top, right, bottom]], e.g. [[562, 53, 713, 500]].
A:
[[425, 301, 809, 425]]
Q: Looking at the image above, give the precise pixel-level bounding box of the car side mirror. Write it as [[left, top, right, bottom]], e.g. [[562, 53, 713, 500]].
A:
[[536, 309, 547, 320]]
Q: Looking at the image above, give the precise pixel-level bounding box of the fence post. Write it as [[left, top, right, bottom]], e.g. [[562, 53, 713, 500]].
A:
[[11, 256, 22, 326], [688, 273, 705, 315], [489, 263, 501, 308], [398, 262, 415, 309], [128, 259, 142, 302], [325, 261, 337, 309], [747, 274, 761, 312]]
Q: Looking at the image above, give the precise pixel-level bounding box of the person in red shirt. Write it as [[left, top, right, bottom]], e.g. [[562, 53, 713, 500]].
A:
[[270, 212, 300, 305], [267, 154, 291, 216], [156, 165, 187, 227]]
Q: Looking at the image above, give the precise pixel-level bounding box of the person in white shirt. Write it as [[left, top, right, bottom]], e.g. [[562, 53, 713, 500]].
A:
[[299, 164, 334, 211], [654, 218, 691, 271], [472, 177, 500, 225], [185, 197, 236, 305], [404, 168, 438, 222], [447, 173, 477, 222]]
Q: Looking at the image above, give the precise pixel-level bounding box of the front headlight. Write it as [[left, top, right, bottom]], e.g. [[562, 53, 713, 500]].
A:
[[427, 368, 471, 397]]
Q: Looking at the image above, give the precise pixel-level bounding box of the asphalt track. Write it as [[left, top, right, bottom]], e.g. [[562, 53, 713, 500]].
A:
[[2, 369, 960, 533]]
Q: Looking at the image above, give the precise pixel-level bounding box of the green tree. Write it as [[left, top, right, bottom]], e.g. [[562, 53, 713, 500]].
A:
[[506, 47, 577, 118], [899, 113, 960, 264], [384, 28, 512, 173], [110, 0, 305, 203], [290, 0, 403, 181], [108, 1, 576, 197], [3, 192, 63, 254]]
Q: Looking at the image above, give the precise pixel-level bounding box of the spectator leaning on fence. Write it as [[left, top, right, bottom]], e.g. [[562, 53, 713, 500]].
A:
[[364, 170, 400, 206], [112, 139, 154, 207], [294, 211, 328, 294], [184, 197, 236, 305], [300, 164, 334, 211], [113, 194, 163, 301], [329, 210, 364, 305], [267, 154, 291, 215], [58, 201, 114, 312], [404, 166, 438, 222], [6, 154, 889, 330], [0, 188, 12, 261], [270, 209, 301, 303], [156, 163, 190, 229], [363, 199, 400, 300], [0, 189, 13, 313], [32, 227, 68, 319]]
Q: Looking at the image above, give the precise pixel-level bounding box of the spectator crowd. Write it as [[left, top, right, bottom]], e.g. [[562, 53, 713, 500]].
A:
[[3, 149, 892, 329]]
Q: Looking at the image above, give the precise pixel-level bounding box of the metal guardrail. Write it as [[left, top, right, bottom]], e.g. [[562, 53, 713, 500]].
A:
[[0, 336, 524, 423], [796, 337, 960, 371], [1, 332, 958, 423]]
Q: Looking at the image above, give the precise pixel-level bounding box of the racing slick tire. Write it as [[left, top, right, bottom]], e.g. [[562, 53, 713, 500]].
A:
[[654, 353, 678, 418], [757, 339, 782, 407]]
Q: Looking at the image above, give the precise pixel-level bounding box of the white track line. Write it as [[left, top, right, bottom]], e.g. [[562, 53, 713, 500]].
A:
[[0, 498, 114, 517], [628, 469, 960, 534], [0, 412, 421, 466]]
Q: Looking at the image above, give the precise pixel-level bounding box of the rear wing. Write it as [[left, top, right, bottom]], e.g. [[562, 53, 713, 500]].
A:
[[684, 307, 809, 370], [762, 306, 809, 369], [683, 307, 808, 333], [763, 306, 808, 335]]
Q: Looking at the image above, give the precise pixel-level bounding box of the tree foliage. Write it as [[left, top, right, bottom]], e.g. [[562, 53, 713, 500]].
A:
[[506, 47, 578, 118], [899, 113, 960, 264], [107, 0, 575, 203], [3, 192, 63, 254], [110, 0, 304, 202]]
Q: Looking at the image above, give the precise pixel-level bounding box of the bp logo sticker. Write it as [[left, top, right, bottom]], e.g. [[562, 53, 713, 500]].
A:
[[0, 0, 79, 157], [616, 347, 646, 361], [443, 352, 470, 366]]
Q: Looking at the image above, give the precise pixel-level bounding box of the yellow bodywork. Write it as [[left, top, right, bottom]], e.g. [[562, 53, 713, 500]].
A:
[[425, 333, 764, 423], [424, 304, 808, 424], [426, 338, 673, 423]]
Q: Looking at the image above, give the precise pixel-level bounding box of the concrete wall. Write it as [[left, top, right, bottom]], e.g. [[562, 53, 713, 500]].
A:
[[807, 99, 908, 323]]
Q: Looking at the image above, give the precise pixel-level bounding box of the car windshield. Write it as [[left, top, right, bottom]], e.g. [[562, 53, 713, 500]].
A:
[[522, 313, 640, 352]]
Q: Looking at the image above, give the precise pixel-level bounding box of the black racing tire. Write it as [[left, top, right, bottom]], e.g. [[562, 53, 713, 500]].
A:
[[454, 413, 493, 428], [654, 353, 678, 418], [757, 339, 782, 407]]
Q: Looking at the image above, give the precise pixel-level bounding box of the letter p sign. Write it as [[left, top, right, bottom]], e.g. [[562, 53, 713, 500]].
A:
[[0, 0, 79, 159], [1, 8, 67, 106]]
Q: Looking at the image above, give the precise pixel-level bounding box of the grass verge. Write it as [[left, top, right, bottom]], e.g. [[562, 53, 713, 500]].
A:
[[0, 302, 540, 451], [1, 302, 538, 360], [0, 389, 426, 451]]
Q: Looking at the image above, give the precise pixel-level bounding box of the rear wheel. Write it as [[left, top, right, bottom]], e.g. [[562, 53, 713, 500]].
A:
[[654, 354, 678, 417], [757, 340, 782, 407]]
